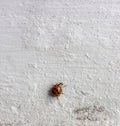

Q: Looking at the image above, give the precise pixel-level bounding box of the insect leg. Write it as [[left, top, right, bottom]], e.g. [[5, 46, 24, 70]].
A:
[[58, 83, 63, 86]]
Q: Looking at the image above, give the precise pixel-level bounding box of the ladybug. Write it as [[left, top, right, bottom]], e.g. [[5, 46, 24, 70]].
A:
[[49, 82, 64, 98]]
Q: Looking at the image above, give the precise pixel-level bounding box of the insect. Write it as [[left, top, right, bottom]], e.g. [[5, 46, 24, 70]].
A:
[[49, 82, 64, 99]]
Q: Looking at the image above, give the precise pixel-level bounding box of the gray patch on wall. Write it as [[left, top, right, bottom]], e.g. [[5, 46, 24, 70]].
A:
[[73, 105, 116, 126]]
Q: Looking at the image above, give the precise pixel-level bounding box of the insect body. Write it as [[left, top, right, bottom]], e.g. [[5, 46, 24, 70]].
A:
[[50, 83, 64, 98]]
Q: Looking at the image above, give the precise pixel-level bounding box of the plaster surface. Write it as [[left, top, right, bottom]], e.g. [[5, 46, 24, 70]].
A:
[[0, 0, 120, 126]]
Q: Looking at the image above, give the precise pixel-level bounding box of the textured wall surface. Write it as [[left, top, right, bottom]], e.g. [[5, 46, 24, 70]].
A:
[[0, 0, 120, 126]]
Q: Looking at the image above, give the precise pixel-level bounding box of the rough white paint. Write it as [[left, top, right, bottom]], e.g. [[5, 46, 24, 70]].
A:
[[0, 0, 120, 126]]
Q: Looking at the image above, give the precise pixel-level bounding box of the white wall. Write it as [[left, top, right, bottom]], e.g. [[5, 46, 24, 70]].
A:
[[0, 0, 120, 126]]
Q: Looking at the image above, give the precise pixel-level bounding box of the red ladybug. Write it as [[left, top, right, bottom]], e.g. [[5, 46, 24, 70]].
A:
[[49, 83, 64, 98]]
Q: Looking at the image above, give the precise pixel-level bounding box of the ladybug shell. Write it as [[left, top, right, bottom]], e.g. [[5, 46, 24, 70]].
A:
[[50, 84, 63, 97]]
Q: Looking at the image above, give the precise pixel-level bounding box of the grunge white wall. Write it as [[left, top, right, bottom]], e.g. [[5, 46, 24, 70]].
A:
[[0, 0, 120, 126]]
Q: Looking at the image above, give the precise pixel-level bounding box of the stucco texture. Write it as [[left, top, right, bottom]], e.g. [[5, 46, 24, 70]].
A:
[[0, 0, 120, 126]]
